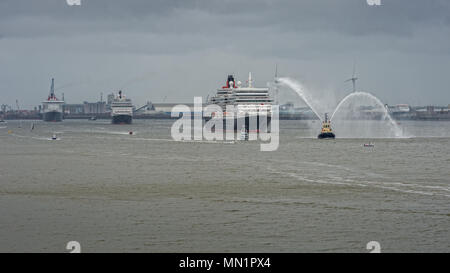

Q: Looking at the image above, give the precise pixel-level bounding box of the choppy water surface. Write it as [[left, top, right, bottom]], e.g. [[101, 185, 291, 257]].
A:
[[0, 119, 449, 252]]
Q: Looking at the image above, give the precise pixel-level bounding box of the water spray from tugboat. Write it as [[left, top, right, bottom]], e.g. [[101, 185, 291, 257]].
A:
[[331, 92, 403, 138], [275, 73, 404, 138], [276, 77, 324, 122]]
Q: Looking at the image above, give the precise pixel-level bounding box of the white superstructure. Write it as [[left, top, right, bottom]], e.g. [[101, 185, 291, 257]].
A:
[[208, 72, 273, 117], [111, 90, 133, 124]]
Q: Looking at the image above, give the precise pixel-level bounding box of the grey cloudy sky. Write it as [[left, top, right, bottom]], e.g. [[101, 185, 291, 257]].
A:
[[1, 0, 450, 108]]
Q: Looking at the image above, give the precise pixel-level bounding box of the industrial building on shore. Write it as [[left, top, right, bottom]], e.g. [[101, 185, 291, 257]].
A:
[[1, 96, 450, 121]]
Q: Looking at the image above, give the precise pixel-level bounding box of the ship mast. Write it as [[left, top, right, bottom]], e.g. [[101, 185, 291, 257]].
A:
[[50, 78, 55, 98]]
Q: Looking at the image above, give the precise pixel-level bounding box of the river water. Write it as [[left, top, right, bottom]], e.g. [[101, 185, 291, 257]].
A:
[[0, 119, 448, 252]]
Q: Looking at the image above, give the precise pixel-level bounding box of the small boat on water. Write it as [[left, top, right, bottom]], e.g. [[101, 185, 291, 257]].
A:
[[51, 133, 57, 140], [317, 113, 335, 139]]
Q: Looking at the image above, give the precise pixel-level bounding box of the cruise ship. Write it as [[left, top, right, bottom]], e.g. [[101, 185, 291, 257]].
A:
[[207, 73, 273, 132], [111, 90, 133, 124], [42, 78, 64, 122]]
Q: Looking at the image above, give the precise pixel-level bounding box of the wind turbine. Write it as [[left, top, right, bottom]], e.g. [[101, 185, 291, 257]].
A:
[[345, 63, 358, 92], [274, 64, 279, 84]]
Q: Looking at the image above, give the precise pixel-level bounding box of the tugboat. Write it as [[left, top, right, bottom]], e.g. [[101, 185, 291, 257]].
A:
[[317, 113, 335, 139]]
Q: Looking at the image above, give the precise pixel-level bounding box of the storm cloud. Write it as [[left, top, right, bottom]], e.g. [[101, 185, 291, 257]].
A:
[[1, 0, 449, 108]]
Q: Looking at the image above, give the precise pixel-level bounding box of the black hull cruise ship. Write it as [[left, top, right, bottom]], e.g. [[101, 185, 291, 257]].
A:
[[111, 90, 133, 124], [42, 78, 64, 122], [112, 114, 132, 124], [206, 73, 273, 133], [43, 111, 63, 122]]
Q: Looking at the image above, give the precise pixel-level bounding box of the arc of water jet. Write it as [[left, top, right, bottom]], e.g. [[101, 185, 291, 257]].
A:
[[330, 91, 403, 137], [277, 77, 323, 121]]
